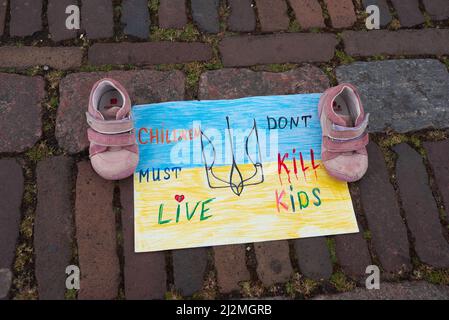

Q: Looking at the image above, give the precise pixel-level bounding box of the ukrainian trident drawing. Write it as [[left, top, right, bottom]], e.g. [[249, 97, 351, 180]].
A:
[[200, 116, 264, 196]]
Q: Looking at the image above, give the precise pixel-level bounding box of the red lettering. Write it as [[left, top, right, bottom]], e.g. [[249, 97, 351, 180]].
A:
[[277, 153, 291, 184], [275, 189, 289, 213], [138, 128, 148, 145]]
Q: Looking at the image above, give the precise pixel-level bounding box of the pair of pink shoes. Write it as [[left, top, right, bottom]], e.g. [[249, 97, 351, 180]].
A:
[[86, 79, 369, 182], [86, 79, 138, 180], [319, 83, 370, 182]]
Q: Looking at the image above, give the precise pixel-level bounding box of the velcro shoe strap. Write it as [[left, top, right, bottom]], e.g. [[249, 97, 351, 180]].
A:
[[87, 128, 136, 147], [328, 114, 370, 141], [323, 133, 369, 153], [86, 112, 134, 134]]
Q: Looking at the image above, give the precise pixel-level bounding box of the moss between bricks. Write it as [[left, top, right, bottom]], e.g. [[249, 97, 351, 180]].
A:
[[330, 271, 356, 292], [11, 161, 38, 300], [326, 238, 338, 266], [285, 273, 319, 298], [413, 265, 449, 285]]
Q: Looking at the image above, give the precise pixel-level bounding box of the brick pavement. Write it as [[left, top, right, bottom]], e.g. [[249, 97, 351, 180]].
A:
[[0, 0, 448, 300]]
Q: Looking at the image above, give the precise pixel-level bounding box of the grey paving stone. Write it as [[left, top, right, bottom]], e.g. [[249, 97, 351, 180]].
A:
[[254, 241, 293, 287], [313, 281, 449, 300], [227, 0, 256, 32], [48, 0, 77, 41], [0, 269, 12, 299], [362, 0, 392, 27], [424, 140, 449, 212], [0, 73, 44, 152], [335, 222, 372, 280], [0, 0, 7, 36], [10, 0, 43, 37], [391, 0, 425, 27], [394, 144, 449, 268], [35, 156, 74, 300], [336, 59, 449, 133], [342, 30, 449, 57], [219, 34, 337, 67], [214, 245, 250, 293], [81, 0, 114, 39], [293, 238, 333, 281], [122, 0, 150, 39], [423, 0, 449, 21], [358, 143, 411, 273], [191, 0, 220, 33], [173, 248, 208, 296], [0, 159, 23, 274]]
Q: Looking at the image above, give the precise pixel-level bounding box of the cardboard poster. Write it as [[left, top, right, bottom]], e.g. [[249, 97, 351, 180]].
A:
[[132, 94, 358, 252]]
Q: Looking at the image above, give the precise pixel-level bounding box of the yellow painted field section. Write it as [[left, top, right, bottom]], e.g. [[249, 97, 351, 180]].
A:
[[134, 160, 358, 252]]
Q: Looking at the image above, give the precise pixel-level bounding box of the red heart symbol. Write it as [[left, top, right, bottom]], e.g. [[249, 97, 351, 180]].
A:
[[175, 195, 185, 203]]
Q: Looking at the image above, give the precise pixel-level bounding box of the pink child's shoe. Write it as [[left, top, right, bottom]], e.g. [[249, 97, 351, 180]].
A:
[[318, 83, 369, 182], [86, 78, 138, 180]]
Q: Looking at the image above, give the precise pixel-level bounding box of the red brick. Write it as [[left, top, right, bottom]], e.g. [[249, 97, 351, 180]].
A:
[[423, 0, 449, 21], [56, 70, 185, 154], [120, 177, 167, 299], [228, 0, 256, 32], [424, 141, 449, 211], [342, 29, 449, 57], [0, 73, 44, 153], [359, 142, 411, 273], [88, 42, 213, 66], [324, 0, 356, 28], [219, 34, 337, 67], [391, 0, 424, 27], [255, 0, 289, 32], [213, 245, 250, 293], [293, 238, 332, 281], [0, 47, 83, 70], [0, 0, 7, 36], [288, 0, 325, 29], [0, 159, 23, 271], [10, 0, 42, 37], [75, 161, 119, 299], [199, 66, 329, 100], [48, 0, 77, 41], [173, 248, 208, 296], [394, 144, 449, 268], [254, 241, 293, 286], [81, 0, 114, 39], [35, 156, 74, 300], [159, 0, 187, 29]]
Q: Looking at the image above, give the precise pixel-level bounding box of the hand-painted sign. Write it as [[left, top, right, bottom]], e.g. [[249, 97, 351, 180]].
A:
[[132, 94, 358, 252]]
